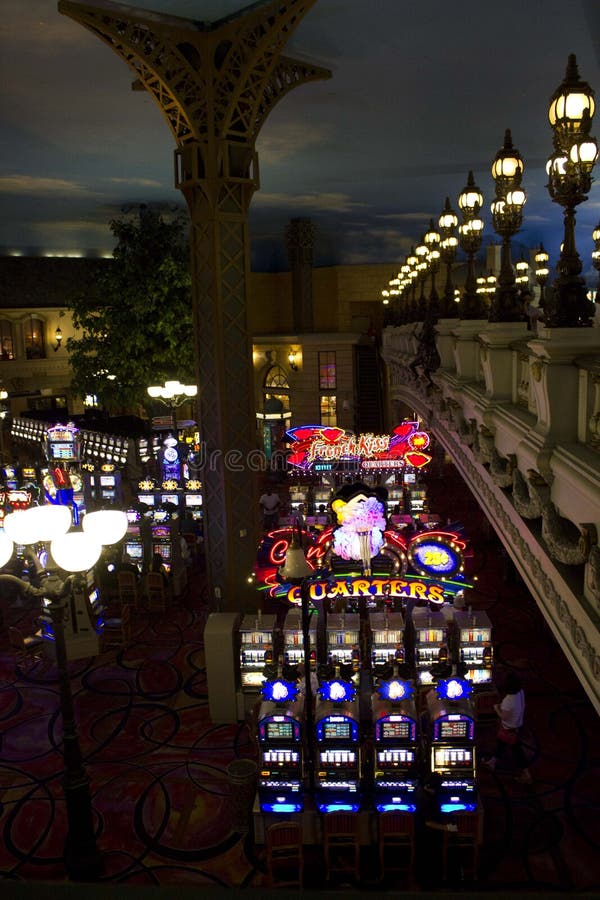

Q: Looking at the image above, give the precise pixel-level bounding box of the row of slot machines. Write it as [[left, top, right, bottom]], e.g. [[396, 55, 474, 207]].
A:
[[239, 606, 493, 695], [257, 673, 477, 817]]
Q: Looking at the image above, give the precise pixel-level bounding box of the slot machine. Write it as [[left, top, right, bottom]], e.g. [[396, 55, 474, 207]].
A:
[[412, 607, 450, 686], [454, 609, 493, 686], [123, 508, 144, 571], [149, 507, 186, 596], [238, 612, 276, 696], [326, 612, 360, 677], [137, 477, 158, 510], [426, 677, 477, 813], [3, 465, 18, 490], [283, 607, 316, 675], [257, 677, 305, 813], [183, 479, 203, 523], [371, 677, 419, 812], [369, 610, 405, 677], [314, 676, 361, 813], [96, 463, 122, 506]]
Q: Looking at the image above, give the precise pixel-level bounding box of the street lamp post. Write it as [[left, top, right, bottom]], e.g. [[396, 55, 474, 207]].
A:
[[438, 197, 459, 318], [147, 379, 198, 431], [0, 505, 128, 880], [546, 54, 599, 326], [535, 244, 550, 312], [458, 171, 487, 319], [592, 223, 600, 303], [424, 219, 441, 322], [490, 129, 527, 321]]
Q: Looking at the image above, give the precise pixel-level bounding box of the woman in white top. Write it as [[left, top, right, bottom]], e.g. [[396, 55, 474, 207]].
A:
[[483, 671, 532, 783]]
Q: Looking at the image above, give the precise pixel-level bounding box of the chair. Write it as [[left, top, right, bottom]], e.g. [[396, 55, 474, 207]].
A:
[[8, 626, 44, 668], [265, 821, 303, 888], [101, 603, 132, 649], [323, 811, 360, 882], [145, 572, 169, 615], [442, 812, 480, 881], [117, 570, 141, 610], [378, 811, 416, 880]]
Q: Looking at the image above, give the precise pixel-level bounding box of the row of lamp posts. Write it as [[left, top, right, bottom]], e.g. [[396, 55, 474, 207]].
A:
[[383, 54, 598, 329]]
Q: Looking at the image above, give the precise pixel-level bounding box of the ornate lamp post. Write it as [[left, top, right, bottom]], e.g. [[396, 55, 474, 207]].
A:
[[438, 197, 459, 317], [534, 244, 550, 311], [414, 237, 429, 321], [592, 223, 600, 303], [0, 505, 128, 880], [147, 379, 198, 431], [490, 129, 527, 321], [424, 219, 441, 321], [515, 257, 530, 287], [458, 171, 487, 319], [546, 54, 598, 326], [406, 248, 419, 323]]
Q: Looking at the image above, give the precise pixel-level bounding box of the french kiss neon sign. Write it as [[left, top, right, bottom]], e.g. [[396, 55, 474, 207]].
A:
[[286, 421, 431, 470]]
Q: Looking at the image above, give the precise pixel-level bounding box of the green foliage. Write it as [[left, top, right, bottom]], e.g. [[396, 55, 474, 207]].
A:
[[66, 209, 194, 413]]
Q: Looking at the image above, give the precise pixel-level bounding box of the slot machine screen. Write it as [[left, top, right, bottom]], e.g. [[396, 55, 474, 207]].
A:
[[153, 544, 171, 562], [185, 493, 203, 507], [48, 442, 76, 460], [262, 749, 300, 766], [403, 472, 416, 483], [434, 747, 473, 770], [151, 525, 170, 539], [323, 720, 351, 741], [125, 542, 143, 561], [439, 718, 469, 739], [320, 749, 356, 766], [100, 475, 115, 487], [380, 719, 412, 740], [161, 494, 179, 506], [138, 494, 155, 506], [265, 720, 294, 740]]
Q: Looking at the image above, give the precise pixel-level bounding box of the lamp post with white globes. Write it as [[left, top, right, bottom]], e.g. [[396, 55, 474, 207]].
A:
[[0, 505, 128, 881], [147, 379, 198, 428]]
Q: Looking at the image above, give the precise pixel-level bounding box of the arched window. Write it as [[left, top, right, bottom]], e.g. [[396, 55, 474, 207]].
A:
[[264, 365, 290, 410], [24, 316, 45, 360], [0, 319, 14, 360]]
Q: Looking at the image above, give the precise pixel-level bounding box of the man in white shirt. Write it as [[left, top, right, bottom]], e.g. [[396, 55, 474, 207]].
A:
[[259, 488, 281, 530]]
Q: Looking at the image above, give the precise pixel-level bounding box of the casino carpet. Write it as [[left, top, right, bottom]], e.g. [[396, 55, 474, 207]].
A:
[[0, 461, 599, 893]]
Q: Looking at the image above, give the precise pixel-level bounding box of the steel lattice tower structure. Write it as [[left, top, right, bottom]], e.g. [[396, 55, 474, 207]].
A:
[[58, 0, 331, 608]]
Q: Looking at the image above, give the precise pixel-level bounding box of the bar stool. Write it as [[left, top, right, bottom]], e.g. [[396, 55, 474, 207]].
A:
[[322, 811, 360, 882]]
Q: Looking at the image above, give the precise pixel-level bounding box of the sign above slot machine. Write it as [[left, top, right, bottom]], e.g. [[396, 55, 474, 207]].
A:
[[286, 421, 431, 472]]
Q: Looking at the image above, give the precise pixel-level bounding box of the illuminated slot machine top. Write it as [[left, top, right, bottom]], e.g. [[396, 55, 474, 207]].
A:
[[326, 612, 360, 667], [454, 609, 493, 684], [282, 607, 316, 668], [412, 607, 449, 685], [239, 612, 276, 692], [369, 610, 405, 669]]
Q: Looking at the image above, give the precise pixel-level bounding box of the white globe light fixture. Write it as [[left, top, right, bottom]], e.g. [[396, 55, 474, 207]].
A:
[[82, 509, 128, 545], [51, 532, 103, 573]]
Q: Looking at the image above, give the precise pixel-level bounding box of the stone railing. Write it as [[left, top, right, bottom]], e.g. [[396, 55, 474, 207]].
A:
[[382, 319, 600, 714]]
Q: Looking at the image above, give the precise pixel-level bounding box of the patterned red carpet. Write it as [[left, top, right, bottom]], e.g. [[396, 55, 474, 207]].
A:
[[0, 462, 599, 892]]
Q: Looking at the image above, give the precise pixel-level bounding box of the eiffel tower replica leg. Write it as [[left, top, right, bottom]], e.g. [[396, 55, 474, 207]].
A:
[[59, 0, 331, 608]]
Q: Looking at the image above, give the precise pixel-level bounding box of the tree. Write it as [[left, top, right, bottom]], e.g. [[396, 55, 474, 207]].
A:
[[66, 208, 194, 414]]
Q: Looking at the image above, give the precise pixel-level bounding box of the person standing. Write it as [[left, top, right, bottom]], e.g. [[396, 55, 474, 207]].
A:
[[259, 487, 281, 530], [482, 671, 532, 783]]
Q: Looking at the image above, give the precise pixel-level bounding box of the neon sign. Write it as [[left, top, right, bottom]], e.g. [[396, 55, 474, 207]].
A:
[[286, 421, 432, 471], [284, 576, 447, 606]]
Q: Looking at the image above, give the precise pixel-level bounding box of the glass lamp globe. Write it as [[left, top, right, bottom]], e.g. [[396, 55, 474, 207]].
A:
[[506, 189, 526, 208], [3, 506, 71, 545], [82, 509, 128, 545], [549, 56, 595, 133], [592, 224, 600, 243], [51, 533, 102, 573]]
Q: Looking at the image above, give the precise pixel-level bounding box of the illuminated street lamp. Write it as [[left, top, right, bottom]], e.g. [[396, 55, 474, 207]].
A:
[[424, 218, 441, 321], [592, 223, 600, 303], [438, 197, 459, 317], [490, 129, 527, 321], [0, 505, 128, 880], [534, 244, 550, 311], [515, 257, 530, 286], [546, 54, 598, 326], [147, 379, 198, 430], [458, 171, 487, 319]]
